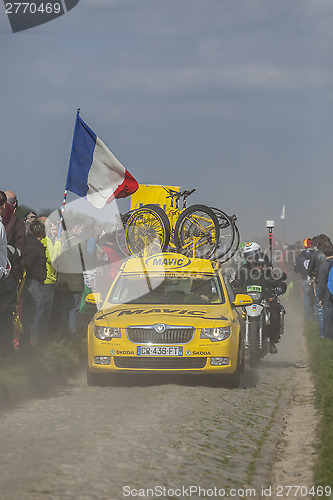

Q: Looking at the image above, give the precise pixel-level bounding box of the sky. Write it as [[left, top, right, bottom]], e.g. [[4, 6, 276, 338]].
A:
[[1, 0, 333, 245]]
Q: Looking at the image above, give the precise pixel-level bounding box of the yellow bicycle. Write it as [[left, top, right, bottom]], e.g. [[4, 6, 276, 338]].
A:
[[124, 188, 222, 259]]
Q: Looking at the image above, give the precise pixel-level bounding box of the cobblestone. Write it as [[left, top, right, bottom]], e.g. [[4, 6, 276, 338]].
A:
[[0, 310, 312, 500]]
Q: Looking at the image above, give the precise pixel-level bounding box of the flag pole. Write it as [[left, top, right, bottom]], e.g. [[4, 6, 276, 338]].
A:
[[57, 189, 68, 239], [280, 203, 285, 247], [57, 108, 81, 239]]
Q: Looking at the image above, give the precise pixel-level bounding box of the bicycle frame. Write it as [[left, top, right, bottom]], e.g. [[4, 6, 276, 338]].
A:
[[163, 188, 196, 251]]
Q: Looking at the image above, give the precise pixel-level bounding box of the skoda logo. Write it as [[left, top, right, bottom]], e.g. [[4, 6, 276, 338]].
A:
[[154, 323, 166, 333]]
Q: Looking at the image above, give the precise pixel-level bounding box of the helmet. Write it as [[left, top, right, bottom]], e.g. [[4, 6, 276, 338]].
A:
[[303, 238, 313, 249], [243, 242, 261, 262]]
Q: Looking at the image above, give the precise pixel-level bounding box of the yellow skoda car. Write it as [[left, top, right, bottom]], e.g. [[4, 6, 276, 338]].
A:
[[87, 253, 252, 387]]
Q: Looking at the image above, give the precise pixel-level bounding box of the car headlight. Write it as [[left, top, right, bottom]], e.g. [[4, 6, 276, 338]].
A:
[[94, 326, 121, 341], [248, 292, 262, 301], [200, 327, 231, 342]]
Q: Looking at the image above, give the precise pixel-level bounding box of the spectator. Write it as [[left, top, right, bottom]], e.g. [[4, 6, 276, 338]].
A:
[[2, 201, 14, 227], [24, 211, 37, 232], [21, 219, 47, 346], [4, 190, 27, 255], [78, 217, 104, 329], [33, 217, 61, 341], [2, 189, 27, 349], [82, 216, 99, 291], [98, 232, 123, 299], [0, 191, 12, 355], [55, 218, 86, 337], [309, 234, 331, 338], [317, 241, 333, 340], [4, 190, 18, 211], [294, 238, 315, 321]]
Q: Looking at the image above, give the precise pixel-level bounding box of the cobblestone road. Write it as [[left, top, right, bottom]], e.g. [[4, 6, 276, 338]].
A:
[[0, 310, 314, 500]]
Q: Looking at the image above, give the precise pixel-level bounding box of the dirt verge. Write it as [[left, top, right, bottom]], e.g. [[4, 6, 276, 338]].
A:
[[270, 311, 318, 497]]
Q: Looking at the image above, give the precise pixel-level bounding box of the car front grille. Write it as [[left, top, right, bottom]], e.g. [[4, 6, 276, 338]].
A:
[[126, 326, 194, 344], [113, 356, 207, 370]]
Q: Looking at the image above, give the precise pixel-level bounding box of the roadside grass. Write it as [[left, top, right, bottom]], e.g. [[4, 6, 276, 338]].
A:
[[0, 339, 86, 410], [304, 320, 333, 488]]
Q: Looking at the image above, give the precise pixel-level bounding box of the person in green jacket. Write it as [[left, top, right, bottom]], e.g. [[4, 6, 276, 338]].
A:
[[33, 218, 61, 342], [55, 218, 86, 337]]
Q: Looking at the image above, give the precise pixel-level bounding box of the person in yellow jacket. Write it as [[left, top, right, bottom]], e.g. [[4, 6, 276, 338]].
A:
[[32, 218, 61, 342]]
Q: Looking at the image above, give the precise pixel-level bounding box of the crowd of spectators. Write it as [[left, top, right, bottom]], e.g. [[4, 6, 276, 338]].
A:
[[0, 189, 124, 356], [294, 234, 333, 340]]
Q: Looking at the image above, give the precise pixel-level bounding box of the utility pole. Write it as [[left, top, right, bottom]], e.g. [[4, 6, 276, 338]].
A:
[[266, 220, 274, 263]]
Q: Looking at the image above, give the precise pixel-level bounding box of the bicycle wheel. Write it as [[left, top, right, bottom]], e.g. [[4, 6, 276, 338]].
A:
[[210, 208, 236, 257], [218, 224, 240, 264], [125, 205, 170, 257], [174, 204, 220, 259], [115, 212, 132, 257]]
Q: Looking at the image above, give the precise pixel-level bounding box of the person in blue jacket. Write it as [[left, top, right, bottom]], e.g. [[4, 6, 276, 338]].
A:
[[317, 241, 333, 340]]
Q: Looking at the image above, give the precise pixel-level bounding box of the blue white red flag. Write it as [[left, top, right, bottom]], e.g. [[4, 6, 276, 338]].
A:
[[66, 110, 138, 208]]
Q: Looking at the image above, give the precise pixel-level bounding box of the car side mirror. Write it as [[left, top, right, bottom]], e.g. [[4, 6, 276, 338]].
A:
[[85, 293, 102, 306], [232, 294, 253, 307]]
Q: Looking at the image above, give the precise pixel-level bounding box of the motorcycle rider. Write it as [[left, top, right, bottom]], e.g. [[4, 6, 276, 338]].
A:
[[232, 242, 285, 354]]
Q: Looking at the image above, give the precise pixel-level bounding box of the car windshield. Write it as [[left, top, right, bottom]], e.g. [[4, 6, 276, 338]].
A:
[[107, 274, 224, 305]]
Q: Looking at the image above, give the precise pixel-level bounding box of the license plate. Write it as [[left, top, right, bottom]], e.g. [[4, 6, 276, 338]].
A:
[[137, 346, 183, 356]]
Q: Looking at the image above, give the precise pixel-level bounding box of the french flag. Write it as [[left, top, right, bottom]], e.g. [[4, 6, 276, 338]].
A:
[[65, 110, 138, 208]]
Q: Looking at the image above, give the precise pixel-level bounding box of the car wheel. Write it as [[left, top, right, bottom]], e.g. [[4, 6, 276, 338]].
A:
[[239, 342, 245, 375], [224, 362, 240, 388], [87, 367, 105, 387], [223, 345, 242, 388], [225, 370, 240, 388]]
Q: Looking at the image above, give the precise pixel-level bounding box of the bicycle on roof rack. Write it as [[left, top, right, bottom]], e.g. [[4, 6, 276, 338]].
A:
[[116, 187, 239, 261], [210, 209, 240, 264], [123, 188, 218, 258]]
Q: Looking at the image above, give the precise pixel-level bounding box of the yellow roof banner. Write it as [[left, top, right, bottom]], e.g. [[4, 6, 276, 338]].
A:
[[122, 253, 216, 274], [130, 184, 181, 211]]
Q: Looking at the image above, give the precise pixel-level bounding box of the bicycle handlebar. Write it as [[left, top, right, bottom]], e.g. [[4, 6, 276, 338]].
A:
[[182, 188, 196, 198], [163, 187, 196, 199], [163, 187, 182, 199]]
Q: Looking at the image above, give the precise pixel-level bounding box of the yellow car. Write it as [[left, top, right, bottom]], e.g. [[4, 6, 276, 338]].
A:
[[86, 252, 252, 387]]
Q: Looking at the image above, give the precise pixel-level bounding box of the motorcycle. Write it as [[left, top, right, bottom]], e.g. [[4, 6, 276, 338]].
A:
[[266, 278, 287, 339], [244, 271, 287, 368]]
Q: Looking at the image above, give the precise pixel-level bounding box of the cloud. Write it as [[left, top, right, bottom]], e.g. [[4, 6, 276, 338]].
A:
[[66, 62, 333, 98], [2, 0, 333, 242]]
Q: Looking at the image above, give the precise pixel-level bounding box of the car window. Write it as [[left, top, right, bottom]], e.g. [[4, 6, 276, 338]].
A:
[[107, 274, 225, 305], [223, 274, 235, 303]]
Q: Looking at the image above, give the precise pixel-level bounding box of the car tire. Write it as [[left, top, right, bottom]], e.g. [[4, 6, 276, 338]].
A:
[[239, 342, 245, 375], [224, 367, 240, 388], [87, 367, 105, 387], [223, 342, 243, 388]]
